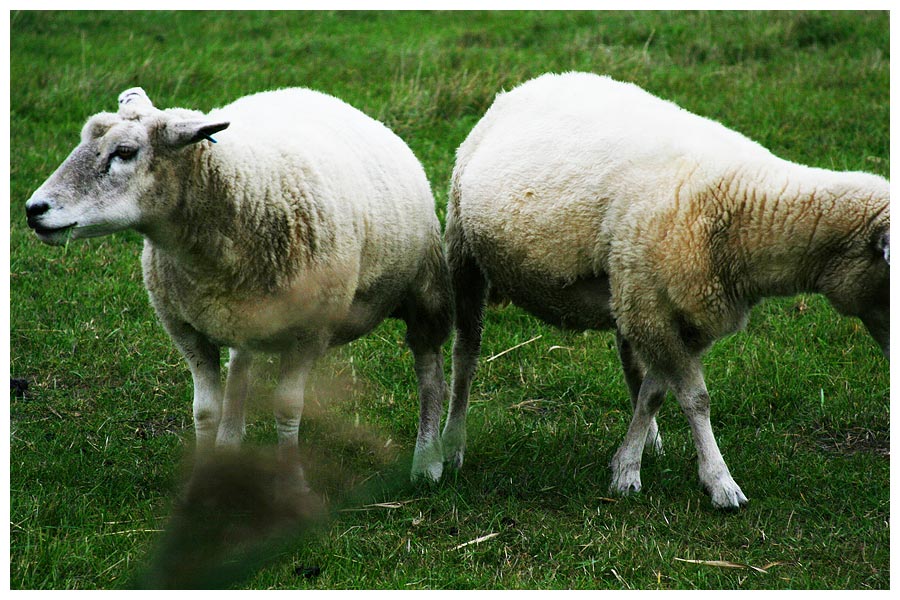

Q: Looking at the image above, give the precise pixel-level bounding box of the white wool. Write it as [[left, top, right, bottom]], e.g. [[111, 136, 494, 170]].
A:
[[444, 72, 889, 509], [26, 87, 453, 482]]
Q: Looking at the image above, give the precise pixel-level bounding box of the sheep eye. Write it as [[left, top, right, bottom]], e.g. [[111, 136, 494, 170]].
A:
[[112, 144, 138, 161]]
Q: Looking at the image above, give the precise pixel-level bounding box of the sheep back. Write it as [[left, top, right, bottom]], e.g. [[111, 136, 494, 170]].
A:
[[452, 72, 888, 348]]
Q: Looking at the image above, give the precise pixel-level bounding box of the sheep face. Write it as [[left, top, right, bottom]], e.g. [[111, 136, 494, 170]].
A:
[[857, 231, 889, 356], [24, 114, 155, 245], [820, 227, 890, 356], [25, 91, 229, 246]]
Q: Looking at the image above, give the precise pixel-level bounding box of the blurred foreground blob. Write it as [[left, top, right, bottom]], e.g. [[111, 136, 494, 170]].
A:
[[134, 374, 415, 589], [135, 449, 327, 589]]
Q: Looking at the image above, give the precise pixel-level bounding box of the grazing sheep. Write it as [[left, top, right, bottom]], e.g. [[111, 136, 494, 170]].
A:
[[25, 87, 453, 482], [444, 72, 889, 509]]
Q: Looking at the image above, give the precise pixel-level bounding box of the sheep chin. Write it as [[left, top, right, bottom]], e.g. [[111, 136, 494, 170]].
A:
[[34, 224, 75, 246]]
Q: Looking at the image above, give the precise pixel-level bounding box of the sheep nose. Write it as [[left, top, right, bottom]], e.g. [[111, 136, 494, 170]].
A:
[[26, 198, 50, 219], [25, 198, 53, 229]]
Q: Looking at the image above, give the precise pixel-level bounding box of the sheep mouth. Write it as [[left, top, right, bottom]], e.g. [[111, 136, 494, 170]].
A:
[[32, 223, 77, 245]]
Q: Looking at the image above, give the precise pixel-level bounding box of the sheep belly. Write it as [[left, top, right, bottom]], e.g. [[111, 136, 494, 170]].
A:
[[150, 258, 419, 352], [459, 182, 615, 331], [146, 255, 352, 351], [504, 273, 616, 332], [171, 290, 346, 351]]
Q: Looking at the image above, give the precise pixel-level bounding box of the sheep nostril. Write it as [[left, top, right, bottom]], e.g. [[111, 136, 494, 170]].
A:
[[25, 199, 51, 220]]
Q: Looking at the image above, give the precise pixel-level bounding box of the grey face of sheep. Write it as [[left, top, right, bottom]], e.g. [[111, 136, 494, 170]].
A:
[[25, 90, 229, 246], [862, 230, 890, 357], [823, 228, 890, 357]]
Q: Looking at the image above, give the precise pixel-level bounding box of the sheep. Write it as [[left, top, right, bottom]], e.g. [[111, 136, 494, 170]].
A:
[[25, 86, 453, 483], [443, 72, 889, 509]]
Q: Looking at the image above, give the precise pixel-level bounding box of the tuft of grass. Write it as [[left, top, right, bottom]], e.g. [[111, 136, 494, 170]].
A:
[[9, 10, 889, 590]]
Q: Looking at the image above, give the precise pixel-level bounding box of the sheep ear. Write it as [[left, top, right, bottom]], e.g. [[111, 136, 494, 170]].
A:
[[163, 119, 230, 148], [876, 230, 890, 265]]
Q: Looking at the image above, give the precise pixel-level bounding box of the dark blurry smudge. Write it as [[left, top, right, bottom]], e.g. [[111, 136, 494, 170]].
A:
[[10, 378, 29, 398], [294, 564, 322, 579], [132, 372, 419, 589], [133, 449, 327, 589]]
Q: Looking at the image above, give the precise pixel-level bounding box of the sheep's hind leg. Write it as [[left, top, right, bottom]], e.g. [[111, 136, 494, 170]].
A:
[[408, 345, 448, 482], [673, 368, 748, 509], [403, 249, 454, 482], [615, 330, 663, 455], [442, 219, 488, 471], [216, 347, 252, 449], [609, 372, 666, 496]]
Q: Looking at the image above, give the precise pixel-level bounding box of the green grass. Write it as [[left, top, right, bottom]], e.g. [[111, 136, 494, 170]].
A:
[[9, 10, 889, 590]]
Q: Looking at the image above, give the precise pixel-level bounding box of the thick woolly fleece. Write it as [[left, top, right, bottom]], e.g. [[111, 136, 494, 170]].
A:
[[26, 87, 453, 482], [445, 72, 889, 508]]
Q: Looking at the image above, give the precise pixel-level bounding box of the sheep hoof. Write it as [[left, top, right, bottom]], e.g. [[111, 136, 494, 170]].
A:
[[611, 478, 642, 496], [411, 441, 444, 483], [609, 466, 642, 496], [410, 462, 443, 484], [440, 427, 466, 471], [708, 479, 749, 510], [443, 450, 465, 471]]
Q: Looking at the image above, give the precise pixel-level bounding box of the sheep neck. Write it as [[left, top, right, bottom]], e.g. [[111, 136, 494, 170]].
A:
[[712, 162, 879, 303]]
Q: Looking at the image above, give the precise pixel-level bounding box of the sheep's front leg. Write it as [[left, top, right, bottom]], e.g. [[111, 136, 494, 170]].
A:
[[168, 322, 222, 457], [268, 347, 318, 495], [674, 369, 748, 509], [216, 348, 252, 449], [609, 373, 666, 495], [273, 349, 318, 458]]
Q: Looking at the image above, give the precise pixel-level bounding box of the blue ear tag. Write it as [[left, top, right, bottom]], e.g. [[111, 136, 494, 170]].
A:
[[204, 135, 218, 143]]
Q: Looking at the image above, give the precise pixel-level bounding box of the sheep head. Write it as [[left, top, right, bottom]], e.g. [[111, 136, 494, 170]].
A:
[[25, 88, 230, 246], [815, 185, 890, 358], [861, 226, 890, 357]]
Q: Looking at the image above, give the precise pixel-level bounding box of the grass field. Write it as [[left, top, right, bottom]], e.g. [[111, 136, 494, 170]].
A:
[[8, 10, 890, 589]]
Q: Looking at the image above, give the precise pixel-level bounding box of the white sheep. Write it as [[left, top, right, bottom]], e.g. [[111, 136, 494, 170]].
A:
[[443, 72, 889, 509], [25, 86, 453, 483]]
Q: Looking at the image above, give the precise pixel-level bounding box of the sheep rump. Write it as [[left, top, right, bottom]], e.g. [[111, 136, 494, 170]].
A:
[[443, 72, 889, 509]]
